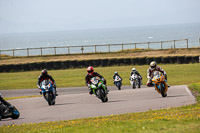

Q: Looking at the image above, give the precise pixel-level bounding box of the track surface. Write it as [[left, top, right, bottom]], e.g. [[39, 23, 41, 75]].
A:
[[0, 85, 196, 126]]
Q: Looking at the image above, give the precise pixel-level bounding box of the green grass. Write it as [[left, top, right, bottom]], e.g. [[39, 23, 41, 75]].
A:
[[0, 63, 200, 90], [0, 83, 199, 133]]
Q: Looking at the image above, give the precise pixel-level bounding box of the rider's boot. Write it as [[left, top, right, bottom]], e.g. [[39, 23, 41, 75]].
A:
[[165, 80, 170, 88], [39, 89, 42, 95], [105, 85, 109, 94], [54, 88, 58, 96], [167, 83, 170, 88], [89, 88, 93, 95]]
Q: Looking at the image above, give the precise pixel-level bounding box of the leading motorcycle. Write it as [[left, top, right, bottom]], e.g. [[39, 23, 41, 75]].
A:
[[40, 80, 56, 105], [90, 77, 108, 103], [152, 71, 168, 97]]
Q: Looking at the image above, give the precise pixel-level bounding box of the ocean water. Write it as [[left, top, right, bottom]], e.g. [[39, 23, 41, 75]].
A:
[[0, 23, 200, 56]]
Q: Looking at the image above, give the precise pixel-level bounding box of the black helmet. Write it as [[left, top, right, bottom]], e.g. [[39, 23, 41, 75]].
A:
[[41, 69, 48, 76]]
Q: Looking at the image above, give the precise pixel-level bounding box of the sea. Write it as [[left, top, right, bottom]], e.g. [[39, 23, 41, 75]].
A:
[[0, 23, 200, 56]]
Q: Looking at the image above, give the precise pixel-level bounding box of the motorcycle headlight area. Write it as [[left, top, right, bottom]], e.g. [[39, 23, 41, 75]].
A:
[[91, 80, 98, 85]]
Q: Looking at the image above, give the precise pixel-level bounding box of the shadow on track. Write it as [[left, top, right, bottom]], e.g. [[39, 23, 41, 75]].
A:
[[167, 94, 188, 98], [53, 102, 76, 106], [107, 100, 127, 103]]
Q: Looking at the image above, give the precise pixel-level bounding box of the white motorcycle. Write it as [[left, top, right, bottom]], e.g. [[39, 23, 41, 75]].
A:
[[130, 74, 141, 89]]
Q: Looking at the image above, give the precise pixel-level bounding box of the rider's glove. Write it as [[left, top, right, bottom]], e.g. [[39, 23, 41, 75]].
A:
[[101, 78, 105, 81]]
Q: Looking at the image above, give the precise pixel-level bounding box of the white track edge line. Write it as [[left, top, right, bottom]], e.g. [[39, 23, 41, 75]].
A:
[[185, 86, 193, 96]]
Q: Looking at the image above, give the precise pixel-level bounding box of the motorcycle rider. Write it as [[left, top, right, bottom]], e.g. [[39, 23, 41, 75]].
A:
[[130, 68, 142, 84], [0, 93, 12, 120], [37, 69, 58, 96], [85, 66, 108, 95], [147, 61, 170, 87], [113, 71, 122, 86]]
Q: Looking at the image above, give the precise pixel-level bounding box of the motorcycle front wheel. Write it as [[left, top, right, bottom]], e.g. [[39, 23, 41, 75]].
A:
[[99, 89, 108, 103], [132, 82, 136, 89], [46, 92, 53, 106], [160, 84, 167, 97]]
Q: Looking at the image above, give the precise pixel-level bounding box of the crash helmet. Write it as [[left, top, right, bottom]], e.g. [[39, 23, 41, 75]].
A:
[[114, 71, 118, 75], [41, 69, 48, 76], [87, 66, 94, 75], [150, 61, 157, 69], [132, 68, 136, 71]]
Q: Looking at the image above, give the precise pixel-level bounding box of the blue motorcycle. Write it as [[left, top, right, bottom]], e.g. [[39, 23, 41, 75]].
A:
[[40, 80, 56, 106], [113, 75, 122, 90]]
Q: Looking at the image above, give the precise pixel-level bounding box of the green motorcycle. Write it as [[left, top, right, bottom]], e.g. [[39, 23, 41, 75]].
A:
[[90, 77, 108, 103]]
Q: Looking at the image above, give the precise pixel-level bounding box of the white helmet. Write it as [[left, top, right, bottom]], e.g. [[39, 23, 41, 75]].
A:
[[114, 71, 118, 74], [132, 68, 136, 71], [150, 61, 157, 69]]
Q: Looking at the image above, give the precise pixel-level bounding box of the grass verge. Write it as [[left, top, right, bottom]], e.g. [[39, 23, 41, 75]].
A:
[[0, 63, 200, 90], [0, 83, 200, 133]]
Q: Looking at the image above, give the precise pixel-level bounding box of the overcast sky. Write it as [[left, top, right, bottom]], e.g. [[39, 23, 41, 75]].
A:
[[0, 0, 200, 33]]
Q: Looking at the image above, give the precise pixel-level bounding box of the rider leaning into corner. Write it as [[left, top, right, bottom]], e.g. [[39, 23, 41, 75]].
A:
[[37, 69, 58, 96], [0, 93, 12, 120], [85, 66, 109, 95], [146, 61, 170, 87]]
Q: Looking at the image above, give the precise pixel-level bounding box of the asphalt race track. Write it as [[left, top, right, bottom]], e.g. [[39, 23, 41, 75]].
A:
[[0, 85, 196, 126]]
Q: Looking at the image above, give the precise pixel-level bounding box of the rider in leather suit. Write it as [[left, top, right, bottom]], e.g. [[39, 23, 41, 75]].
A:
[[37, 69, 58, 96]]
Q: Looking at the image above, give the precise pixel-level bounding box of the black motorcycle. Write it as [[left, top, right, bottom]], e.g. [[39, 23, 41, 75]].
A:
[[0, 95, 20, 121]]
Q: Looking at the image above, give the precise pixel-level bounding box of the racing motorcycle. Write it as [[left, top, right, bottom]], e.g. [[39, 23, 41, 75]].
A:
[[152, 71, 168, 97], [113, 75, 122, 90], [0, 95, 20, 121], [130, 74, 141, 89], [90, 77, 108, 103], [40, 80, 56, 105]]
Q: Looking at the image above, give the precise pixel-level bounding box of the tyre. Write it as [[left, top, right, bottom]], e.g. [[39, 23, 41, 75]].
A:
[[161, 84, 167, 97], [47, 93, 52, 105], [100, 89, 108, 103], [118, 86, 121, 90], [104, 97, 108, 102], [132, 82, 136, 89]]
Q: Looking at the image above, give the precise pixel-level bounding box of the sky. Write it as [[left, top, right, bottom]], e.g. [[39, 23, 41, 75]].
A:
[[0, 0, 200, 33]]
